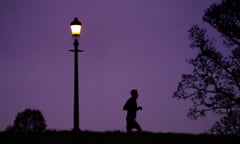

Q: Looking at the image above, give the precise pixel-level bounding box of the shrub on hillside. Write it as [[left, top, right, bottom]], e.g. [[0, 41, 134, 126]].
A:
[[5, 108, 47, 132]]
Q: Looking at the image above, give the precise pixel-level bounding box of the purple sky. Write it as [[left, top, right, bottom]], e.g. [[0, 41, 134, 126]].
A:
[[0, 0, 221, 133]]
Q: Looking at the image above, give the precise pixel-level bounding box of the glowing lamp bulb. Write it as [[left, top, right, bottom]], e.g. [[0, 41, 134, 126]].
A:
[[70, 17, 82, 36]]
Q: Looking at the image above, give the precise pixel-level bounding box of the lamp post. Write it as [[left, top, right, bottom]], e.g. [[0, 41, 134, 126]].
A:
[[69, 17, 83, 131]]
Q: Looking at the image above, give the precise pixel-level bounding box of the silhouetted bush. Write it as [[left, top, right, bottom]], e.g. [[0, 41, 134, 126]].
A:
[[9, 108, 47, 132]]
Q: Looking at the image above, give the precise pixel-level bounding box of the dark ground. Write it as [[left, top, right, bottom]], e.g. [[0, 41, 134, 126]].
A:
[[0, 130, 238, 144]]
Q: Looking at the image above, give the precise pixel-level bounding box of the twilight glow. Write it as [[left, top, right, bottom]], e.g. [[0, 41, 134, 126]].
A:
[[0, 0, 220, 133]]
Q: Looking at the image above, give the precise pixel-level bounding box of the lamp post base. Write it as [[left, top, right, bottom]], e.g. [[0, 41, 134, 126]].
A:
[[72, 128, 81, 132]]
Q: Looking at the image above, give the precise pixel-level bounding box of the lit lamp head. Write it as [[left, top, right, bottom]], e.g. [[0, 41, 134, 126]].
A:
[[70, 17, 82, 38]]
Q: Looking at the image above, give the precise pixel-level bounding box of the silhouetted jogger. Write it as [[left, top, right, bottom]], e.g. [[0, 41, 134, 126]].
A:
[[123, 89, 142, 132]]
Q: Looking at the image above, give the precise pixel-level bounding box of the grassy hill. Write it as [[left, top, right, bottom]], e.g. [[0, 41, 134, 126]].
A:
[[0, 130, 238, 144]]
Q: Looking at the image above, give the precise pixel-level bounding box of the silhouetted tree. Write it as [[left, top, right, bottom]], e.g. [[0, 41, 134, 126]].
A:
[[173, 0, 240, 135], [11, 108, 47, 132]]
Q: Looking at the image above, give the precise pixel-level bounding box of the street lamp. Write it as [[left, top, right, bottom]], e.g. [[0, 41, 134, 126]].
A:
[[69, 17, 83, 131], [70, 17, 82, 36]]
